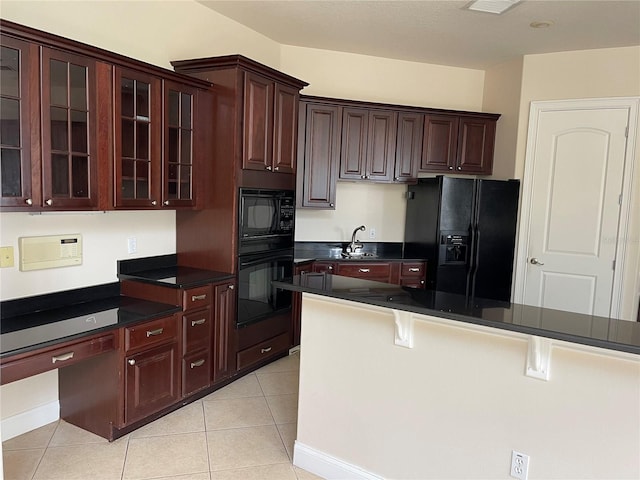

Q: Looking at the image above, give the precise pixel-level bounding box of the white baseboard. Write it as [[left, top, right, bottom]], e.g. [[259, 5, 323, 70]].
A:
[[293, 440, 383, 480], [1, 401, 59, 441]]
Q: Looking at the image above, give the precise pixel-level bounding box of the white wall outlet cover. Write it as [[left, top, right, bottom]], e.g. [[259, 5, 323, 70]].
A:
[[526, 335, 552, 381], [392, 309, 414, 348]]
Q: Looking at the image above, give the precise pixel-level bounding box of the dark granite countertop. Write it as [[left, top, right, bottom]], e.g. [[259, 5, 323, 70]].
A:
[[275, 274, 640, 356], [117, 254, 234, 288], [1, 283, 181, 358]]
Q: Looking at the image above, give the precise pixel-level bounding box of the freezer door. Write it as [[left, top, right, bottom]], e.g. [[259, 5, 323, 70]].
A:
[[471, 179, 520, 302]]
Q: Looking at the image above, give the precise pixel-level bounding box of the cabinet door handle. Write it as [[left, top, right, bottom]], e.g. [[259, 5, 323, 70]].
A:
[[192, 294, 207, 301], [191, 318, 206, 327], [266, 165, 272, 171], [261, 347, 272, 354], [274, 166, 279, 171], [448, 166, 454, 170], [51, 351, 74, 363], [128, 359, 136, 366], [329, 203, 335, 207], [228, 284, 234, 290], [151, 200, 157, 206], [409, 268, 420, 272], [163, 200, 170, 206], [25, 198, 33, 205], [359, 268, 370, 273], [146, 328, 164, 337], [457, 166, 462, 171], [328, 266, 333, 271], [45, 199, 53, 206], [190, 359, 205, 368]]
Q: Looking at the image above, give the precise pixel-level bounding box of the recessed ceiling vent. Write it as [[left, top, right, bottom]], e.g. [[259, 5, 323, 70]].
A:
[[465, 0, 521, 15]]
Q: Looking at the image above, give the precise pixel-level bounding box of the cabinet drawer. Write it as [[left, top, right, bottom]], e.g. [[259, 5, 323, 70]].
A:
[[337, 262, 391, 278], [182, 285, 212, 312], [124, 316, 178, 353], [401, 262, 425, 277], [183, 309, 212, 354], [237, 332, 290, 371], [182, 349, 211, 397], [1, 334, 116, 385]]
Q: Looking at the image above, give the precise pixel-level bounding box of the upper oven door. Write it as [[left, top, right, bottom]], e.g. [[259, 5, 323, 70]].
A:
[[237, 250, 293, 328]]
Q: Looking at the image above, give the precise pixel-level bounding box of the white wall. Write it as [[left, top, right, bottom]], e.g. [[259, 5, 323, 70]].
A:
[[296, 294, 640, 479], [295, 182, 407, 242], [482, 57, 524, 180]]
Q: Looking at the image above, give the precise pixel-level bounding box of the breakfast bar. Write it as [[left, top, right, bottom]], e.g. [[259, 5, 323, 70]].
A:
[[275, 274, 640, 480]]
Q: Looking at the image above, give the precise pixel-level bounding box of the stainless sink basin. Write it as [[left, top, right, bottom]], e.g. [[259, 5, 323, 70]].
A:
[[341, 252, 377, 260]]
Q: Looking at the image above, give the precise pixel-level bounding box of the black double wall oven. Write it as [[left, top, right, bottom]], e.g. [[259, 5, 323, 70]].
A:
[[237, 188, 294, 328]]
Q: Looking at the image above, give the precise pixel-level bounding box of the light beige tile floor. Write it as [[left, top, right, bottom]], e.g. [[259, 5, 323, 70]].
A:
[[2, 351, 323, 480]]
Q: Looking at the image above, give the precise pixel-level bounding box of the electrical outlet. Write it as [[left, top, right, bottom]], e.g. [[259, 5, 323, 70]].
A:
[[510, 451, 530, 480], [0, 246, 15, 268], [127, 237, 137, 254], [369, 227, 376, 239]]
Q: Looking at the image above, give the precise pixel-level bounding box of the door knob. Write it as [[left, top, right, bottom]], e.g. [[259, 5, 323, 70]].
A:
[[530, 257, 545, 265]]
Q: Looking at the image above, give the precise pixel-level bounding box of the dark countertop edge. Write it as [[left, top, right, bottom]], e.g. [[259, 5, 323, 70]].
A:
[[0, 299, 182, 359], [117, 255, 235, 288], [117, 271, 235, 289], [294, 256, 426, 264], [275, 279, 640, 356]]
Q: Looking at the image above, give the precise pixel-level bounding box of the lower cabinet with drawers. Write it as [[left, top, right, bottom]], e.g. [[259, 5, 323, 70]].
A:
[[236, 311, 291, 372], [121, 315, 181, 425], [311, 259, 427, 287]]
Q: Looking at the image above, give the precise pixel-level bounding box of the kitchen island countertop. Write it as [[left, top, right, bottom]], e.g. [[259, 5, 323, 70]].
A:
[[275, 274, 640, 355]]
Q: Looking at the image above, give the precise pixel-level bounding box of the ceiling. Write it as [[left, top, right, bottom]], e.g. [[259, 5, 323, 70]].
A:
[[197, 0, 640, 69]]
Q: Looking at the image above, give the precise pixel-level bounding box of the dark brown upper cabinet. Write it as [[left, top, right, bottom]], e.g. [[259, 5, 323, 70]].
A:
[[163, 81, 198, 208], [421, 114, 459, 173], [114, 67, 161, 209], [296, 101, 342, 209], [455, 116, 497, 174], [0, 35, 37, 209], [171, 55, 307, 191], [242, 72, 300, 174], [1, 34, 107, 211], [114, 71, 205, 210], [0, 20, 212, 212], [420, 113, 497, 175], [296, 95, 500, 209], [339, 107, 397, 182], [394, 112, 424, 183]]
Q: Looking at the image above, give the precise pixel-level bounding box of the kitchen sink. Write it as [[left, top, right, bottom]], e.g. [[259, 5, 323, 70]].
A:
[[341, 252, 377, 260]]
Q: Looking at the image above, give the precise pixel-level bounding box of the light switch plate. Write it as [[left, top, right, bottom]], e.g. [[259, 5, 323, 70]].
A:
[[0, 246, 14, 268]]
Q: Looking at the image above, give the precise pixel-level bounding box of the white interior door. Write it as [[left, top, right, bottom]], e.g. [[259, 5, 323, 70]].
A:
[[518, 104, 630, 317]]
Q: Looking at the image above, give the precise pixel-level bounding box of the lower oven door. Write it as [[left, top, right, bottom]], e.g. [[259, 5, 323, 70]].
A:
[[237, 250, 293, 328]]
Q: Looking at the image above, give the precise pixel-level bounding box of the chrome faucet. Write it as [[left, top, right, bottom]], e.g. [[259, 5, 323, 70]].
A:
[[348, 225, 366, 253]]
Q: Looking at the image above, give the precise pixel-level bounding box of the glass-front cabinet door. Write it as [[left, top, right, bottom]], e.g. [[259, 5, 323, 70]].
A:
[[163, 80, 196, 207], [40, 47, 98, 209], [114, 67, 161, 208], [0, 35, 36, 209]]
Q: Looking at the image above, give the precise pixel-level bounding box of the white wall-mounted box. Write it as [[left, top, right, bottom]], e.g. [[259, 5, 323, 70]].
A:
[[18, 234, 83, 272]]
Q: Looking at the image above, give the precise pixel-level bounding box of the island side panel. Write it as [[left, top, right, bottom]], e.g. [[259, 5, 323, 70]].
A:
[[294, 293, 640, 480]]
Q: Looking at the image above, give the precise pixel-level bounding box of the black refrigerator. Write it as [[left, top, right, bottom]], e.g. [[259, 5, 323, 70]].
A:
[[404, 176, 520, 302]]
